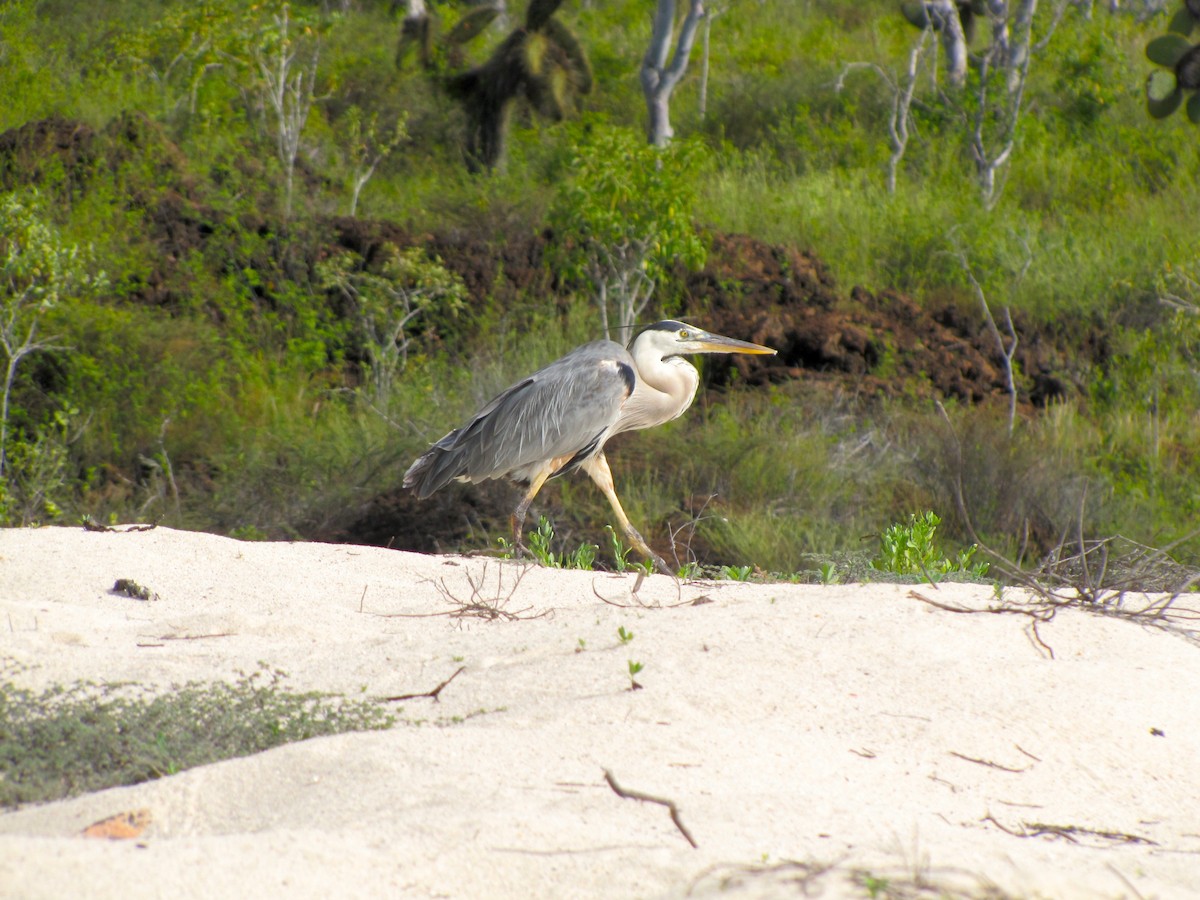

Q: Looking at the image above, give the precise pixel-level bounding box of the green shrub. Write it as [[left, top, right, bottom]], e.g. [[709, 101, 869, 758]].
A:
[[872, 511, 988, 579]]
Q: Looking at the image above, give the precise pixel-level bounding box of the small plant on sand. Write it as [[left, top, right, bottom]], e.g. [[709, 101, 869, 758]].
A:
[[719, 564, 754, 582], [526, 516, 597, 570], [627, 660, 645, 690], [606, 524, 633, 572], [872, 511, 989, 581], [858, 872, 891, 899], [617, 625, 634, 645]]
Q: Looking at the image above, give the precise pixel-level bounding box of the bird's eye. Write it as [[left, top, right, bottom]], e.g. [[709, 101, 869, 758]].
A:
[[678, 329, 690, 339]]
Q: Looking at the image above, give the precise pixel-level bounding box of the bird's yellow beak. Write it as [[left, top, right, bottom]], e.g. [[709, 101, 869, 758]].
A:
[[690, 331, 777, 356]]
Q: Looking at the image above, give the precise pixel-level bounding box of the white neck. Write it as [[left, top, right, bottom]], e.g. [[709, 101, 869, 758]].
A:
[[615, 343, 700, 435]]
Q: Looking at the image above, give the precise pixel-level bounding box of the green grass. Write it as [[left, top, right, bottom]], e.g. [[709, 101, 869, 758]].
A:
[[0, 666, 395, 809]]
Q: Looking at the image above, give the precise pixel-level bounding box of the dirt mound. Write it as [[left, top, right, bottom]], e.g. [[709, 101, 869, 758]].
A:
[[683, 232, 1078, 406], [0, 116, 99, 194]]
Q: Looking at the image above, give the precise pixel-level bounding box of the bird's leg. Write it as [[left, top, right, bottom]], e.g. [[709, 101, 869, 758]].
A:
[[581, 454, 673, 576], [510, 468, 552, 558]]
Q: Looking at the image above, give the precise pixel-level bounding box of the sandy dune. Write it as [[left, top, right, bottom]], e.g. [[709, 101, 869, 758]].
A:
[[1, 526, 1198, 898]]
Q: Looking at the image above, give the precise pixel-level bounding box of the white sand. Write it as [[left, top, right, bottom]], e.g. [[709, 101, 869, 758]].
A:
[[1, 525, 1198, 898]]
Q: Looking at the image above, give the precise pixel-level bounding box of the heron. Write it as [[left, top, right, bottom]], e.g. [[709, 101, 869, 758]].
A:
[[403, 320, 776, 573]]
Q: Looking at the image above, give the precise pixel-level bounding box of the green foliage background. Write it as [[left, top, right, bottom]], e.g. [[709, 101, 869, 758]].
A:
[[0, 0, 1197, 573]]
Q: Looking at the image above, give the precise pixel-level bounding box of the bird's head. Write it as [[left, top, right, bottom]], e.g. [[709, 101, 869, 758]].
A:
[[632, 320, 776, 359]]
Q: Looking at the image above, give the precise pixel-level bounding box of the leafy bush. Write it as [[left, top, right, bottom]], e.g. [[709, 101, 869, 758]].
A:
[[872, 511, 988, 579], [548, 122, 708, 339]]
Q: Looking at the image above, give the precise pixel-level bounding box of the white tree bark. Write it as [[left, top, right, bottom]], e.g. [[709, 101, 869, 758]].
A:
[[929, 0, 969, 88], [255, 6, 320, 220], [972, 0, 1048, 206], [640, 0, 706, 146]]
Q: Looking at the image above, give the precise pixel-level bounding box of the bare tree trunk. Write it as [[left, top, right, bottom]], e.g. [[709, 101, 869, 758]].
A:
[[890, 29, 931, 192], [972, 0, 1049, 206], [836, 26, 931, 194], [256, 6, 320, 220], [640, 0, 706, 146], [929, 0, 969, 87]]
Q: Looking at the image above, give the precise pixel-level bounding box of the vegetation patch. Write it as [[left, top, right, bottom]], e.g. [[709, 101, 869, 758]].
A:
[[0, 666, 395, 809], [0, 0, 1197, 581]]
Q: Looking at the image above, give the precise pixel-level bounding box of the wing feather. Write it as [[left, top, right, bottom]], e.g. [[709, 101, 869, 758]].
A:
[[403, 340, 636, 497]]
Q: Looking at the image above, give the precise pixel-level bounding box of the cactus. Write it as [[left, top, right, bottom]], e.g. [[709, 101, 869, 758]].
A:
[[400, 1, 592, 171], [1145, 1, 1200, 123]]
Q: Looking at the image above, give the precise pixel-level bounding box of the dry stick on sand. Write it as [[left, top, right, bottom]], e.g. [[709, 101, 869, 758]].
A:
[[593, 570, 676, 609], [982, 815, 1155, 846], [383, 666, 465, 703], [948, 750, 1030, 773], [602, 768, 697, 848], [363, 564, 548, 622], [592, 571, 717, 610], [907, 589, 1057, 659]]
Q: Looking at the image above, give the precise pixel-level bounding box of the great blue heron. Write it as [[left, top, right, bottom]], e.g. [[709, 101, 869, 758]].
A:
[[403, 320, 776, 573]]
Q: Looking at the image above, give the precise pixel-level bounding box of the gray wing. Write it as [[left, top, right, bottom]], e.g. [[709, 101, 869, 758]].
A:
[[403, 340, 636, 498]]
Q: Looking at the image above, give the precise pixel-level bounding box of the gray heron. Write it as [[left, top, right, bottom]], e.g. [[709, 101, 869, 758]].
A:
[[403, 320, 776, 573]]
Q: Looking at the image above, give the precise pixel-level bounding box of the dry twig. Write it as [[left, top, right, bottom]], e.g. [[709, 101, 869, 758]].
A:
[[364, 563, 549, 622], [383, 666, 465, 703], [983, 815, 1154, 846], [602, 768, 697, 848], [948, 751, 1029, 773]]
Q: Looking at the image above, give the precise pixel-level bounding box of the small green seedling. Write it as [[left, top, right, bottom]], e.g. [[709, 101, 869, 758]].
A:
[[677, 561, 701, 579], [859, 873, 891, 900], [606, 525, 632, 572], [505, 517, 598, 570], [528, 516, 557, 566], [818, 562, 840, 585], [566, 541, 597, 570], [719, 564, 753, 582], [631, 559, 655, 577], [627, 660, 644, 690], [617, 626, 634, 645], [575, 637, 587, 653]]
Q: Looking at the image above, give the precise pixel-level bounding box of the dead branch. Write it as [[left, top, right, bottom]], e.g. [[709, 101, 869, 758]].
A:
[[984, 813, 1155, 845], [364, 563, 549, 621], [383, 665, 465, 703], [602, 768, 697, 848], [151, 632, 234, 641], [593, 569, 691, 609], [948, 751, 1030, 773]]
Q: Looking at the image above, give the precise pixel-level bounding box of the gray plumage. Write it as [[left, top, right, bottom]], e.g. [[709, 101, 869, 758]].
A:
[[404, 339, 636, 496], [403, 320, 775, 573]]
